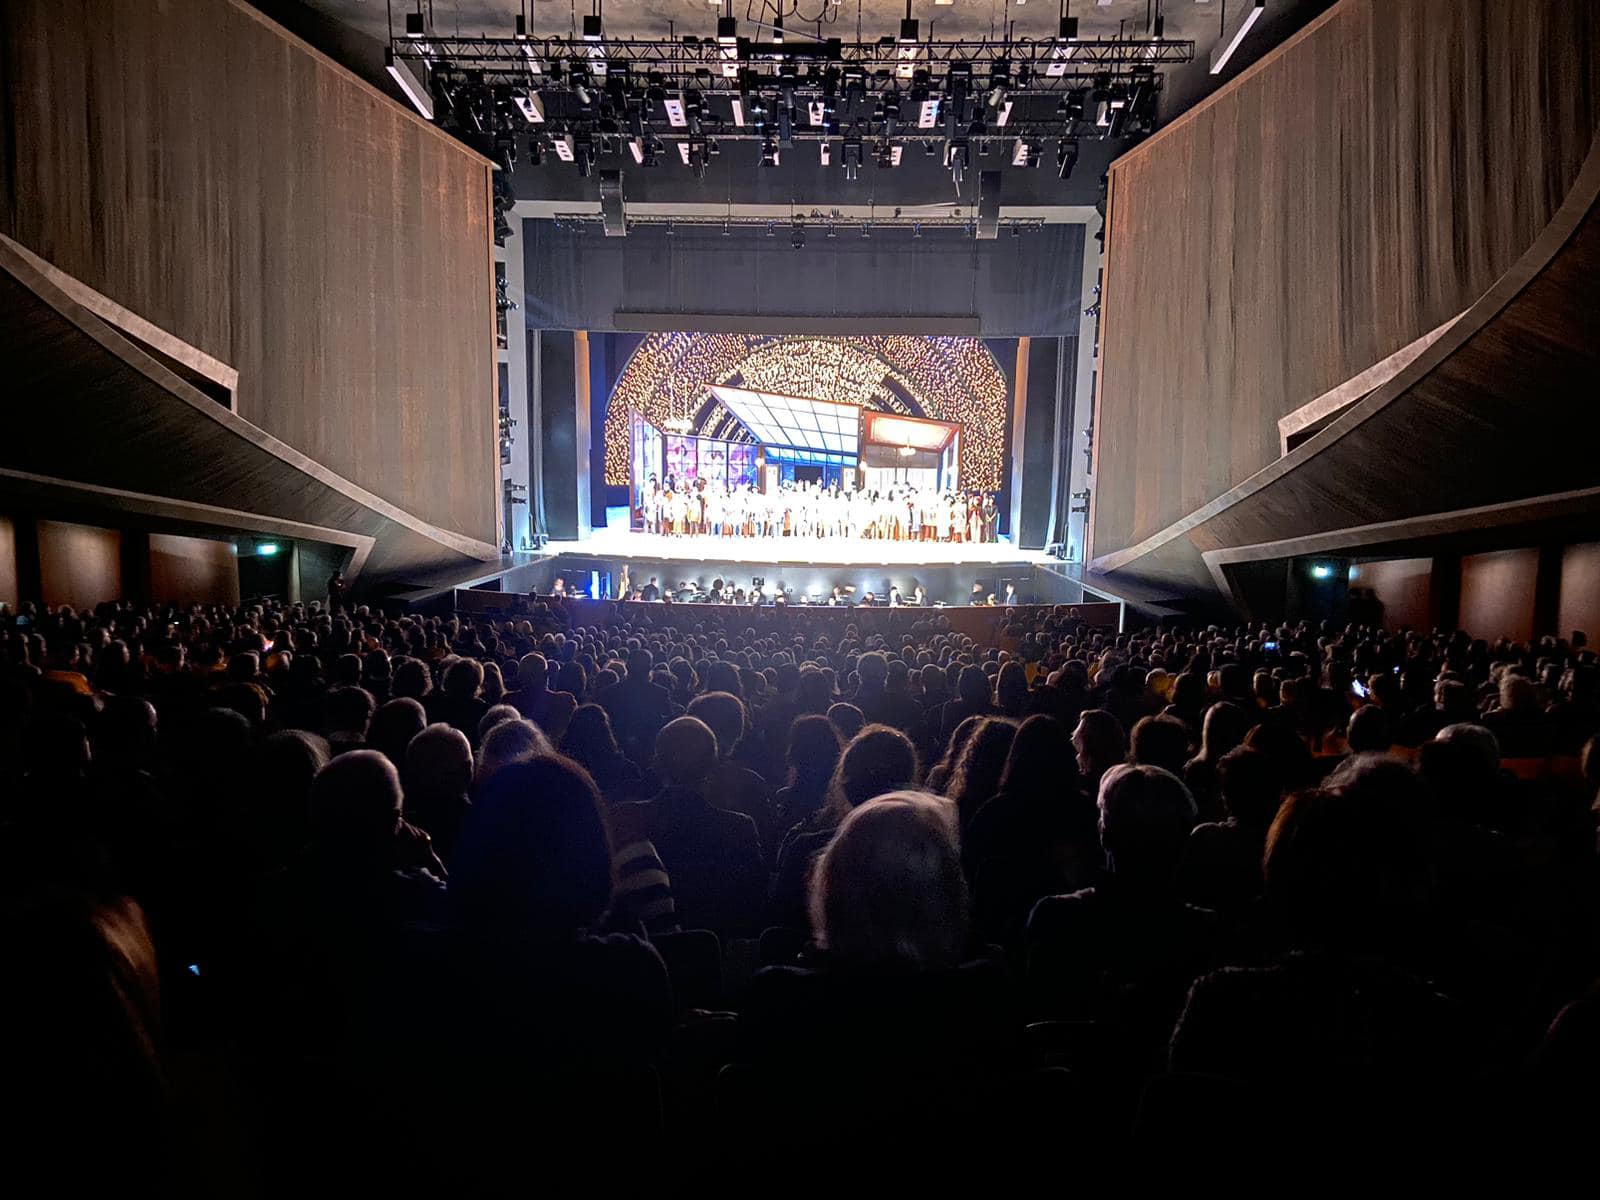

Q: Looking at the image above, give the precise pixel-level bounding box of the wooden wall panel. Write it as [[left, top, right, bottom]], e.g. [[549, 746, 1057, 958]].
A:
[[1352, 558, 1434, 633], [148, 534, 241, 608], [1093, 0, 1600, 560], [1558, 543, 1600, 642], [1458, 549, 1539, 644], [0, 0, 495, 546], [37, 520, 123, 610], [0, 516, 16, 607]]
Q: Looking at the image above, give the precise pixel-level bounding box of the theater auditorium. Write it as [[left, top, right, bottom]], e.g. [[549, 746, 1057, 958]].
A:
[[3, 0, 1599, 1187]]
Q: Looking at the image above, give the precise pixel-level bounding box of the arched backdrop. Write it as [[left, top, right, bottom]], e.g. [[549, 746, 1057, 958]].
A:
[[602, 333, 1011, 492]]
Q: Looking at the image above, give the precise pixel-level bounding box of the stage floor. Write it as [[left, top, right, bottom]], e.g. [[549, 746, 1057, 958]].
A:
[[548, 528, 1051, 566]]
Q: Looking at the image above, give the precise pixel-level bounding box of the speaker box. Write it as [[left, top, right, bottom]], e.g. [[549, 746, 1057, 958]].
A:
[[599, 169, 626, 237]]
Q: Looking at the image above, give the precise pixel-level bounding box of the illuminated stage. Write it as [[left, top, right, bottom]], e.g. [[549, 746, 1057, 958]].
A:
[[550, 527, 1054, 567], [535, 528, 1062, 608]]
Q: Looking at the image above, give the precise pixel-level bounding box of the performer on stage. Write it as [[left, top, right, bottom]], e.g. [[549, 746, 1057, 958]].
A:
[[635, 479, 1001, 546]]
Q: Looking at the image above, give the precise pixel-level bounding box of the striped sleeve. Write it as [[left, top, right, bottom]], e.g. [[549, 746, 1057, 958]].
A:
[[613, 837, 679, 936]]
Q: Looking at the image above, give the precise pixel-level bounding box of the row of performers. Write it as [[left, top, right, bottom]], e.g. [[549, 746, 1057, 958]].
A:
[[609, 571, 1023, 607], [641, 478, 1000, 542]]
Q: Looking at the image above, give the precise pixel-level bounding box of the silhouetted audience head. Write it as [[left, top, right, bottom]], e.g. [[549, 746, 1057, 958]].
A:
[[560, 703, 622, 765], [809, 791, 967, 971], [827, 701, 865, 741], [1215, 746, 1283, 830], [449, 756, 613, 938], [478, 704, 521, 742], [687, 691, 748, 759], [1074, 708, 1128, 783], [653, 716, 719, 787], [1346, 703, 1392, 754], [1097, 763, 1197, 885], [787, 713, 844, 790], [1435, 722, 1500, 775], [1196, 701, 1252, 764], [1264, 756, 1430, 951], [946, 716, 1018, 826], [1131, 714, 1192, 776], [827, 724, 919, 816], [474, 718, 552, 790], [995, 713, 1079, 800], [311, 750, 403, 859], [369, 697, 427, 768]]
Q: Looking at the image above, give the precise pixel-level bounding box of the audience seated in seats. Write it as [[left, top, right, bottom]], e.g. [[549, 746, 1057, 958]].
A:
[[417, 757, 674, 1182], [736, 792, 1022, 1131], [1182, 701, 1253, 821], [964, 714, 1100, 948], [1129, 712, 1194, 778], [1480, 672, 1555, 759], [1027, 764, 1212, 1069], [610, 716, 764, 935], [852, 651, 925, 736], [934, 665, 995, 750], [1072, 708, 1128, 799], [925, 712, 984, 794], [476, 702, 521, 744], [559, 702, 645, 802], [687, 690, 778, 850], [600, 647, 674, 765], [770, 723, 919, 929], [944, 715, 1019, 832], [504, 651, 579, 741], [427, 658, 490, 747], [7, 590, 1600, 1183], [773, 713, 845, 834], [401, 723, 473, 864], [473, 717, 553, 791], [366, 696, 426, 770], [1168, 756, 1496, 1152], [1176, 746, 1283, 914]]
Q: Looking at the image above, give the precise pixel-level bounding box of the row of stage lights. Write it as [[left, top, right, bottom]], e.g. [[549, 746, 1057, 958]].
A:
[[390, 9, 1185, 192]]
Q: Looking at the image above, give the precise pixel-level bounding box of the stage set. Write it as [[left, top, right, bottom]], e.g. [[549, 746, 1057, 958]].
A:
[[524, 332, 1069, 607]]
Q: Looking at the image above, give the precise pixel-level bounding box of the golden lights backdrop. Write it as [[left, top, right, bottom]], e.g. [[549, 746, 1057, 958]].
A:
[[603, 334, 1011, 491]]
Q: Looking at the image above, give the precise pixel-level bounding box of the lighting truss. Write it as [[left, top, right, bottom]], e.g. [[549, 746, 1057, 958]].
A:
[[391, 35, 1194, 91], [547, 212, 1050, 234]]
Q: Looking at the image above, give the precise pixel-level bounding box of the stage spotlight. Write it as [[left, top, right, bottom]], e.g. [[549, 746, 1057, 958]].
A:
[[842, 134, 863, 180], [527, 137, 545, 166], [947, 138, 969, 188], [987, 59, 1011, 109], [1056, 138, 1079, 179], [687, 137, 708, 177], [791, 221, 805, 250], [759, 135, 779, 166], [494, 136, 517, 174]]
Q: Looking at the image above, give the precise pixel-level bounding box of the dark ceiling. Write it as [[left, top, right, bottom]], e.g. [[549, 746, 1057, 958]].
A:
[[262, 1, 1330, 211]]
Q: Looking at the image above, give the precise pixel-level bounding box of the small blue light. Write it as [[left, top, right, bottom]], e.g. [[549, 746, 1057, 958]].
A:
[[1311, 563, 1334, 580], [257, 542, 281, 557], [187, 963, 202, 976]]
